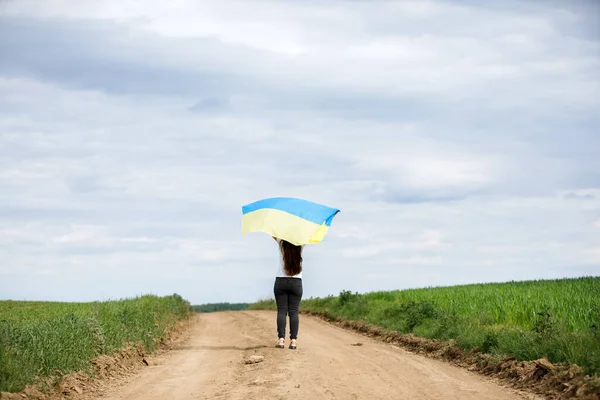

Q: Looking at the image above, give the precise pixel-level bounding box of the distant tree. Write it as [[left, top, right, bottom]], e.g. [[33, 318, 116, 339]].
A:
[[192, 303, 250, 313]]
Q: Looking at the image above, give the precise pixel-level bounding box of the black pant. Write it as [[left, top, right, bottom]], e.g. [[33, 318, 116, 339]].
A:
[[274, 277, 303, 340]]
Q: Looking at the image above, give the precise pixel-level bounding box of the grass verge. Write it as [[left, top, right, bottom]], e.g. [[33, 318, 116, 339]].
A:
[[251, 276, 600, 397], [0, 293, 192, 393], [249, 276, 600, 375]]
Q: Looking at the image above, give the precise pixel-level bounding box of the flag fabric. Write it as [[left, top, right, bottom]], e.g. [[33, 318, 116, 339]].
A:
[[241, 197, 340, 245]]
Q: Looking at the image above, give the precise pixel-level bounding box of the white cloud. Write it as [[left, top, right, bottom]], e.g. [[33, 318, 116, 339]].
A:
[[380, 256, 444, 266], [584, 248, 600, 264], [4, 0, 598, 109], [0, 0, 598, 303], [368, 153, 493, 190]]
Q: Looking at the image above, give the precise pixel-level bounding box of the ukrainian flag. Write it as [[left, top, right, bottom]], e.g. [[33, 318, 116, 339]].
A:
[[241, 197, 340, 245]]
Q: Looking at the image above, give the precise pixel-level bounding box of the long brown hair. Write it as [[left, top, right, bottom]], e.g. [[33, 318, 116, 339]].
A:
[[279, 239, 303, 276]]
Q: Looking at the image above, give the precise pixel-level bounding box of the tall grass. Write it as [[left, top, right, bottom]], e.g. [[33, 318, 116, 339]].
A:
[[0, 294, 192, 393], [250, 276, 600, 375]]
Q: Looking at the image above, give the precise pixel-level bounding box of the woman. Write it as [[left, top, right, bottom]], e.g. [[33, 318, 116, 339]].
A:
[[273, 236, 304, 350]]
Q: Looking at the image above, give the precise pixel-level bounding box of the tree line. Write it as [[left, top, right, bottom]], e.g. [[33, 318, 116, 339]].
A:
[[192, 303, 250, 313]]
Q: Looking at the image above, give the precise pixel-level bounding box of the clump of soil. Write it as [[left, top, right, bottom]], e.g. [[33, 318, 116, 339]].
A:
[[2, 315, 196, 400], [303, 310, 600, 400], [243, 355, 265, 365]]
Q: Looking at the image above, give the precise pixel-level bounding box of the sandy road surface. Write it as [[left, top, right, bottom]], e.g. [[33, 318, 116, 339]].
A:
[[90, 311, 539, 400]]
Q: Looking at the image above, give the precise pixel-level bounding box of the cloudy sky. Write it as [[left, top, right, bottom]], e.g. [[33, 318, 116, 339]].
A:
[[1, 0, 599, 305]]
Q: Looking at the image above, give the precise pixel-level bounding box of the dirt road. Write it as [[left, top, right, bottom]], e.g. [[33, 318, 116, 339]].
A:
[[90, 311, 539, 400]]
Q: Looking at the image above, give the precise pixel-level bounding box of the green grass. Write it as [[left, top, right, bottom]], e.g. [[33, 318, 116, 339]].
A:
[[0, 293, 192, 393], [250, 276, 600, 375]]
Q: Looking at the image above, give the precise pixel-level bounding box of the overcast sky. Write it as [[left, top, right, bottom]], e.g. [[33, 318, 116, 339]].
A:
[[0, 0, 599, 304]]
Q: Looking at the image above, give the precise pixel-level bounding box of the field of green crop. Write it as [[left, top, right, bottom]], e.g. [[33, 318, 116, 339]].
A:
[[0, 294, 192, 393], [250, 276, 600, 375]]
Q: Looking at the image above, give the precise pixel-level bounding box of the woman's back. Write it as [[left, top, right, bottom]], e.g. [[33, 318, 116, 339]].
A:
[[272, 237, 304, 349], [274, 238, 303, 278]]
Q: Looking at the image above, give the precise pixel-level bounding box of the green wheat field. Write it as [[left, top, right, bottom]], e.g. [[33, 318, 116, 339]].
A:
[[2, 277, 599, 394], [0, 294, 192, 393], [250, 276, 600, 375]]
